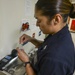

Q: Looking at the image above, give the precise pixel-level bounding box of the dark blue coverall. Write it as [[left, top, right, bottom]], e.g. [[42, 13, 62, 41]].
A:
[[34, 25, 75, 75]]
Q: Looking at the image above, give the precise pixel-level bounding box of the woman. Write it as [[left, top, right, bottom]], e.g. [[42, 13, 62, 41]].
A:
[[16, 0, 75, 75]]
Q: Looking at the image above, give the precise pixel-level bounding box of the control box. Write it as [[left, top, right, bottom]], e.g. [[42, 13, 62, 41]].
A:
[[0, 49, 17, 70]]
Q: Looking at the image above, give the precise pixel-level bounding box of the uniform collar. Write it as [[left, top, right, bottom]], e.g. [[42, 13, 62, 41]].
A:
[[44, 24, 69, 42]]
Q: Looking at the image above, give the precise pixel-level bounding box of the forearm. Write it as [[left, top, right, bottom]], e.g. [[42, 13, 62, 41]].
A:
[[25, 64, 36, 75], [30, 38, 43, 48], [20, 34, 43, 47]]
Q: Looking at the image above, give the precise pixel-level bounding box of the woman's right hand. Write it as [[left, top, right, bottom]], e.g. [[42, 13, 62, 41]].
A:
[[19, 34, 32, 44], [16, 47, 30, 63]]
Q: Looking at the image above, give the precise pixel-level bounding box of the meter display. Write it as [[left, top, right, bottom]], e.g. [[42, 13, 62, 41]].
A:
[[5, 55, 12, 60], [1, 55, 12, 63]]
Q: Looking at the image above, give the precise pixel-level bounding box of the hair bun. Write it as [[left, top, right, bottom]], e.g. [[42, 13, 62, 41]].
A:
[[69, 4, 75, 18]]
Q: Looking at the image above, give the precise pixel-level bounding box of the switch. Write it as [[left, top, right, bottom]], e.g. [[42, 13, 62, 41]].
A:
[[32, 33, 35, 38], [38, 31, 41, 36]]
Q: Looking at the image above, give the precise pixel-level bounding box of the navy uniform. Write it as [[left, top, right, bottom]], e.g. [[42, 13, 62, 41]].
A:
[[34, 25, 75, 75]]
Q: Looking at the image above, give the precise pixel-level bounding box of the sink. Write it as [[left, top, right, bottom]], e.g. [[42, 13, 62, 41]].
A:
[[0, 71, 6, 75]]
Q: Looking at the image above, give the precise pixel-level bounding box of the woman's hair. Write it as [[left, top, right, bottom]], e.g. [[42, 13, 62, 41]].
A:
[[35, 0, 75, 22], [69, 4, 75, 18]]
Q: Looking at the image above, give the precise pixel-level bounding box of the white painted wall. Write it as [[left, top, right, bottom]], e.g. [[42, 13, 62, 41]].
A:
[[0, 0, 26, 59], [71, 33, 75, 46], [0, 0, 45, 59]]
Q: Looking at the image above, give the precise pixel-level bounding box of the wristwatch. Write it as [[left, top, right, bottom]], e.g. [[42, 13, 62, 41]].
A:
[[24, 61, 31, 67]]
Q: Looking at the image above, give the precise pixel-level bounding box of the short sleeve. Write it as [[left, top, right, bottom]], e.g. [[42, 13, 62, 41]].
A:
[[37, 58, 67, 75]]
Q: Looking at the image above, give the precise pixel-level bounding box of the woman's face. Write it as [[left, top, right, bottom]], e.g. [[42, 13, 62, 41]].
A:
[[34, 9, 54, 34]]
